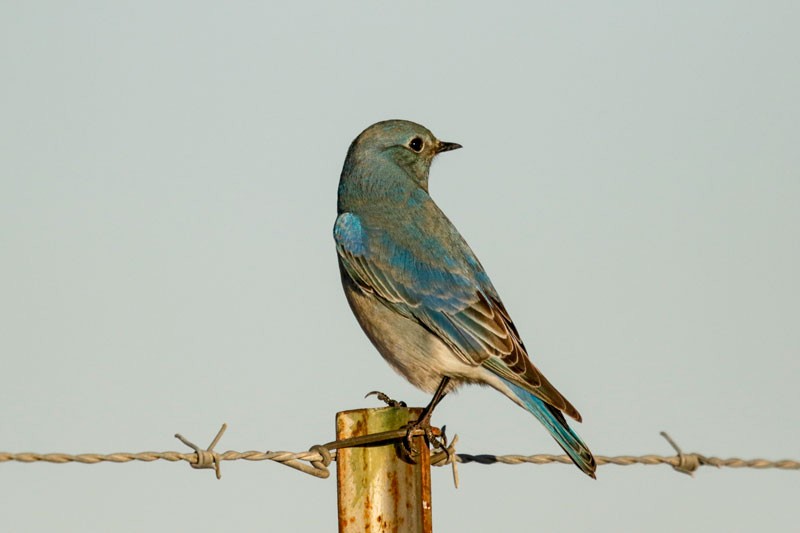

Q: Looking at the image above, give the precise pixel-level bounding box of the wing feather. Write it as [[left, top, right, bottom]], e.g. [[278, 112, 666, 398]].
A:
[[334, 211, 582, 421]]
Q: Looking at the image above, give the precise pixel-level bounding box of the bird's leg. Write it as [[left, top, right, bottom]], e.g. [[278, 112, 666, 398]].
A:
[[365, 390, 407, 408], [415, 376, 451, 427], [404, 376, 451, 454]]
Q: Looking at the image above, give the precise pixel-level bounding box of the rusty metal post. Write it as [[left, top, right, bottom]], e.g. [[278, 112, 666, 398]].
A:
[[336, 407, 432, 533]]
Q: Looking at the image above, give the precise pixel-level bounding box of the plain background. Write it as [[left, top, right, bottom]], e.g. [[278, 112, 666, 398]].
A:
[[2, 2, 798, 532]]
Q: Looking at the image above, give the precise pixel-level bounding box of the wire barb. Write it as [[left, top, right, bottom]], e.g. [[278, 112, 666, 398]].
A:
[[2, 425, 798, 481], [659, 431, 712, 476], [175, 423, 227, 479], [430, 426, 460, 488]]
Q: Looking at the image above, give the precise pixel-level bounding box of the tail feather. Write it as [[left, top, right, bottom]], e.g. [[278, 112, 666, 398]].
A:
[[503, 378, 597, 478]]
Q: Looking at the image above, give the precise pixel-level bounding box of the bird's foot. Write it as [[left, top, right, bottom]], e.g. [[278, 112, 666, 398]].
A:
[[402, 414, 443, 457], [429, 424, 448, 452], [365, 390, 407, 408]]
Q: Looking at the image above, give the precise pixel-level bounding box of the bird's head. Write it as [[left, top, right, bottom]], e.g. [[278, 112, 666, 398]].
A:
[[347, 119, 461, 191]]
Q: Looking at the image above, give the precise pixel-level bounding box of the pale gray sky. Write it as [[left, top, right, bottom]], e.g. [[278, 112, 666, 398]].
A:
[[2, 2, 799, 532]]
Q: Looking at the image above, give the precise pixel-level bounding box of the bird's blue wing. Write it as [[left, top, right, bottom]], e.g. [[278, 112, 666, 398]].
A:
[[334, 211, 581, 420], [334, 212, 476, 312]]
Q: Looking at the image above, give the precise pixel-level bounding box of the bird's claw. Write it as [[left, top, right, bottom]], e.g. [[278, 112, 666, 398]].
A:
[[402, 419, 444, 458], [429, 424, 448, 452], [365, 390, 407, 408], [403, 424, 422, 456]]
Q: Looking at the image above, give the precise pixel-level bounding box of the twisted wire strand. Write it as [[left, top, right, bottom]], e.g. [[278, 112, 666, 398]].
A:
[[436, 453, 800, 470], [2, 425, 797, 480]]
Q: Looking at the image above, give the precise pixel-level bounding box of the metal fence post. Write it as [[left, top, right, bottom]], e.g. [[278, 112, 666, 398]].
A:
[[336, 407, 432, 532]]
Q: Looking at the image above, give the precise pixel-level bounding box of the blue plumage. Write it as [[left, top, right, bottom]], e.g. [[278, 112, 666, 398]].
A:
[[501, 378, 596, 476], [335, 120, 596, 478]]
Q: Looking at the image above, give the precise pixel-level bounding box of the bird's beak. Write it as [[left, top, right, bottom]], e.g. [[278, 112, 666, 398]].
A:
[[436, 141, 462, 154]]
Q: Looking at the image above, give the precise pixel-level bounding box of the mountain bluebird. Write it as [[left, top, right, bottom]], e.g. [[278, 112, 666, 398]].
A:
[[334, 120, 596, 478]]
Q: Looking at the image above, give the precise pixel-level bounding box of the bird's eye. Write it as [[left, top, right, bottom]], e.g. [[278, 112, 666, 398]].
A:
[[409, 137, 424, 152]]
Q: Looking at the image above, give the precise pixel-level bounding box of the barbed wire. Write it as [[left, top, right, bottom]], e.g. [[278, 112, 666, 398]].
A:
[[2, 424, 797, 484]]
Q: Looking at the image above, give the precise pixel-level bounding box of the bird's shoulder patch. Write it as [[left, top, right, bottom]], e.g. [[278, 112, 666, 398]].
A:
[[333, 212, 367, 256]]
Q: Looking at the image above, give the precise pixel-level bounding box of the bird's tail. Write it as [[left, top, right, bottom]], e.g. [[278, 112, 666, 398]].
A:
[[502, 378, 597, 478]]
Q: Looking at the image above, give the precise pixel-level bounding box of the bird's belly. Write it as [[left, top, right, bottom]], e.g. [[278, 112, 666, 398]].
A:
[[341, 276, 478, 394]]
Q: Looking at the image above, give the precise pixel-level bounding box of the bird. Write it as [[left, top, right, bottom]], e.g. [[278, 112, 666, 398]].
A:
[[333, 119, 596, 478]]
